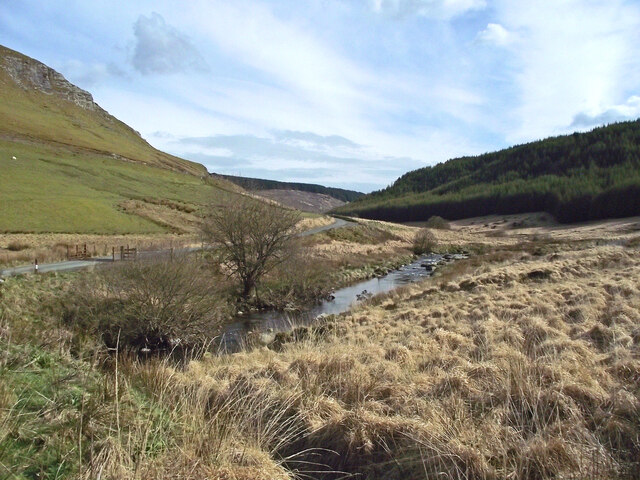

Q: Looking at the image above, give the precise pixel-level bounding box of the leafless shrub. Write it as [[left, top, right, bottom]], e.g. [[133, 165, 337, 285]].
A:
[[64, 257, 229, 353], [413, 228, 437, 255], [424, 215, 451, 229], [201, 195, 300, 297]]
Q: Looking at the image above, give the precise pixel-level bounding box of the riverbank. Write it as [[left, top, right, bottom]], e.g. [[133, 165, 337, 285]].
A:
[[241, 218, 417, 312]]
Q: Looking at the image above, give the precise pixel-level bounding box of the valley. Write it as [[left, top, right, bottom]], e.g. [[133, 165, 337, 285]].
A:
[[0, 37, 639, 480]]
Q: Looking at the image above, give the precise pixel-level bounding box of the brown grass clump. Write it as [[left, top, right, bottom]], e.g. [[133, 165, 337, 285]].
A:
[[6, 241, 30, 251]]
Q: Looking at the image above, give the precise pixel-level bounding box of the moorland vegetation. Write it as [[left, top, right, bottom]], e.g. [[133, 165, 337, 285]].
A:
[[1, 218, 638, 479]]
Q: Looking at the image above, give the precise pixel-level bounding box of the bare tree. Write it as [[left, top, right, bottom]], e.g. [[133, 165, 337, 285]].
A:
[[202, 195, 300, 298]]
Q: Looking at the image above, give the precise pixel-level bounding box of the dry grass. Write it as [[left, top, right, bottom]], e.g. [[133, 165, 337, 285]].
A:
[[149, 239, 639, 479], [0, 232, 201, 267], [296, 215, 334, 233], [2, 217, 639, 479], [0, 216, 339, 268]]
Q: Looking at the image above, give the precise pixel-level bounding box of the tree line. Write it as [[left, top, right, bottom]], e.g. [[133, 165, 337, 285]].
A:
[[216, 174, 364, 202], [335, 119, 640, 223]]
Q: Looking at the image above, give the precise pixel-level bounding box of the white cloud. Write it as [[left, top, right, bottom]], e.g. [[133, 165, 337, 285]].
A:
[[571, 95, 640, 128], [58, 59, 126, 87], [494, 0, 640, 142], [132, 12, 209, 74], [475, 23, 513, 47], [372, 0, 486, 19]]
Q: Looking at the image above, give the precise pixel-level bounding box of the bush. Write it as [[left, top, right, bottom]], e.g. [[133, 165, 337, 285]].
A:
[[424, 215, 451, 229], [413, 228, 437, 255], [260, 254, 333, 309], [64, 257, 230, 353], [6, 241, 30, 251]]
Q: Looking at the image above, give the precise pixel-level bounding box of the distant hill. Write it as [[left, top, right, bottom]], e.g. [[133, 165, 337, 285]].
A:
[[334, 120, 640, 223], [0, 45, 245, 234], [248, 189, 345, 213], [216, 174, 363, 203]]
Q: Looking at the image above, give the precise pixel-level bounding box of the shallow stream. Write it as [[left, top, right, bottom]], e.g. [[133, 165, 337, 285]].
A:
[[218, 253, 467, 349]]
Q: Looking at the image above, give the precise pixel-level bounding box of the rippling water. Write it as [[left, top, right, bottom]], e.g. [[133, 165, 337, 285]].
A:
[[219, 253, 467, 347]]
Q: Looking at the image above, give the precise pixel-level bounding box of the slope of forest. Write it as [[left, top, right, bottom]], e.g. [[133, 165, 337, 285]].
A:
[[334, 120, 640, 223], [216, 174, 363, 203]]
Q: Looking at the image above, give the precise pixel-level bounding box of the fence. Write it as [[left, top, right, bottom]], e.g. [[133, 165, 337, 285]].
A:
[[120, 246, 137, 261], [66, 244, 137, 262]]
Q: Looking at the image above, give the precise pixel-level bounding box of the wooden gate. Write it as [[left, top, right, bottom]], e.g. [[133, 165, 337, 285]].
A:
[[120, 246, 137, 261], [67, 244, 90, 260]]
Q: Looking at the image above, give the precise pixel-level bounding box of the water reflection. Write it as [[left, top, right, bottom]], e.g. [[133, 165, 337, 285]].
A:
[[219, 254, 467, 349]]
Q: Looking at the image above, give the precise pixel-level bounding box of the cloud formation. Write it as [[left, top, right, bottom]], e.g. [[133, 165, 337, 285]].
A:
[[132, 12, 208, 74], [372, 0, 486, 19], [571, 96, 640, 129], [60, 59, 127, 87], [170, 131, 421, 191], [475, 23, 513, 47]]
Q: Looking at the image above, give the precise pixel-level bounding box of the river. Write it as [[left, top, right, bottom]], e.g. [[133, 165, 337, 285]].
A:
[[217, 253, 467, 350]]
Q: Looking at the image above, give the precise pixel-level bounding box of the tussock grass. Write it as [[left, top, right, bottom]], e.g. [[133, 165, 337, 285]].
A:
[[1, 224, 639, 478]]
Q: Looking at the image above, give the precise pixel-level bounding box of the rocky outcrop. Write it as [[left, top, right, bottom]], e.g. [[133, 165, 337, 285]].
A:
[[1, 46, 105, 113]]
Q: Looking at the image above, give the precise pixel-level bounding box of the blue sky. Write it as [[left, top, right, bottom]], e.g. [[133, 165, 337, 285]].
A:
[[2, 0, 640, 192]]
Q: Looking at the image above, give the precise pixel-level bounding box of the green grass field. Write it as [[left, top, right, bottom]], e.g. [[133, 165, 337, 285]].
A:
[[0, 140, 239, 234], [0, 46, 248, 234]]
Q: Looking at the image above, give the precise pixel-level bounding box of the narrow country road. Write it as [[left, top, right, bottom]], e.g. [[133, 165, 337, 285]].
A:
[[298, 217, 352, 237], [0, 217, 355, 278]]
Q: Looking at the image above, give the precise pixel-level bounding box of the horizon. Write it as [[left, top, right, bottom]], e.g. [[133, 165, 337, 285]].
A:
[[1, 0, 639, 193]]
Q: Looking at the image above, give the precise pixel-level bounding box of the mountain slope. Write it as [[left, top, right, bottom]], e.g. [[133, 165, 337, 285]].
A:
[[248, 189, 345, 213], [216, 174, 363, 203], [335, 120, 640, 223], [0, 45, 245, 234], [0, 45, 205, 176]]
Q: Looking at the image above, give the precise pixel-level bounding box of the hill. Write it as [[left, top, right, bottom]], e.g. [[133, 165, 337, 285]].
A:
[[0, 45, 205, 176], [248, 189, 345, 213], [216, 174, 363, 203], [0, 45, 243, 234], [334, 120, 640, 223]]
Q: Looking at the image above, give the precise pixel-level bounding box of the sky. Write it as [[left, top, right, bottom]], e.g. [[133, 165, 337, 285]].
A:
[[1, 1, 639, 192]]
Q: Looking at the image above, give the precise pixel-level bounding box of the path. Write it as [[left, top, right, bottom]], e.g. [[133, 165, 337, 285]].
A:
[[0, 217, 355, 278]]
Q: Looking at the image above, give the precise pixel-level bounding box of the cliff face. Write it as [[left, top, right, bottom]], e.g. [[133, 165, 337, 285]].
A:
[[0, 46, 104, 113]]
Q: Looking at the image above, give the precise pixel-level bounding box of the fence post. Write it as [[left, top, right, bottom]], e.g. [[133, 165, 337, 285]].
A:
[[34, 258, 38, 274], [112, 247, 115, 262], [170, 247, 174, 262], [120, 246, 124, 261]]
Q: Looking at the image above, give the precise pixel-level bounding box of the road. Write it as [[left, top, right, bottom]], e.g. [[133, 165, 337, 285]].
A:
[[0, 217, 355, 278], [298, 217, 352, 237]]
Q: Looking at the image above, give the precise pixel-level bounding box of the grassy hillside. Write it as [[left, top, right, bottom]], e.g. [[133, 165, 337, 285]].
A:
[[0, 45, 247, 234], [0, 139, 241, 233], [217, 174, 363, 202], [0, 45, 206, 176], [335, 120, 640, 223]]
